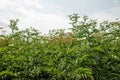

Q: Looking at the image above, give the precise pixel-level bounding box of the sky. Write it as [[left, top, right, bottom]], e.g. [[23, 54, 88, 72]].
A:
[[0, 0, 120, 33]]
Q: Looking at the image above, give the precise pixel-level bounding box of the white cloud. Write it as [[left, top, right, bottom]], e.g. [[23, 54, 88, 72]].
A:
[[90, 12, 115, 22], [113, 0, 118, 4], [2, 0, 120, 34], [0, 0, 69, 33], [90, 6, 120, 22]]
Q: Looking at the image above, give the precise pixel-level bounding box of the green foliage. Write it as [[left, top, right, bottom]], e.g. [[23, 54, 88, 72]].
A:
[[0, 14, 120, 80], [9, 19, 19, 33], [0, 70, 16, 80]]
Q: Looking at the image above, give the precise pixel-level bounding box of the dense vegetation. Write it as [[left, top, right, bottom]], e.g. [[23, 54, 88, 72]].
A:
[[0, 14, 120, 80]]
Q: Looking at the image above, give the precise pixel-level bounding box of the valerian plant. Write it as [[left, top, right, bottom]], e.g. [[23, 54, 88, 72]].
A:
[[0, 14, 120, 80]]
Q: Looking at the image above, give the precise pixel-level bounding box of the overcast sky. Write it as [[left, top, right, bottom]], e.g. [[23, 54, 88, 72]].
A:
[[0, 0, 120, 33]]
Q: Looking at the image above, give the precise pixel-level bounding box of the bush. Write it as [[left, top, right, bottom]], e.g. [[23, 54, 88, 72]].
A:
[[0, 14, 120, 80]]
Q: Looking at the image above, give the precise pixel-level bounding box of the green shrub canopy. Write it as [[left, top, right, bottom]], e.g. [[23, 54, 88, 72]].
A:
[[0, 14, 120, 80]]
